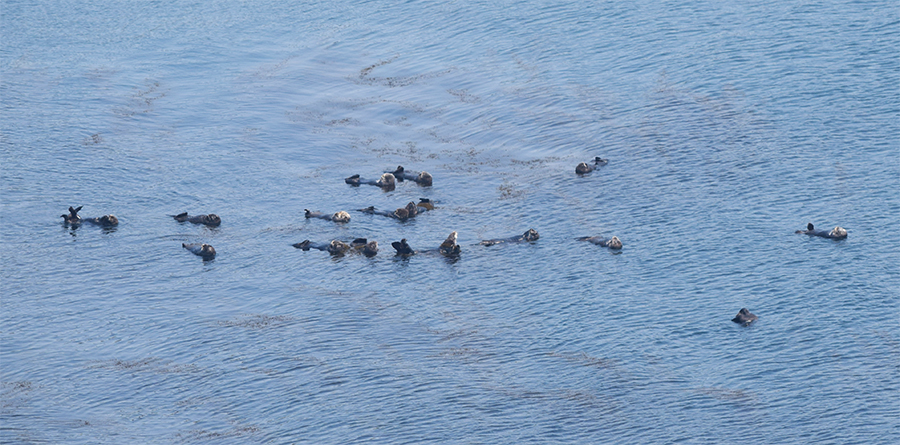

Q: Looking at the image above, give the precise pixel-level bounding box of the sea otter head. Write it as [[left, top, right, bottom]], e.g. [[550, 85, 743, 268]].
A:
[[332, 211, 351, 223], [607, 236, 623, 250], [405, 201, 418, 218], [363, 240, 378, 257], [523, 228, 540, 242], [439, 231, 460, 255], [199, 244, 216, 257], [829, 226, 848, 239], [416, 171, 433, 186], [205, 214, 222, 226], [327, 240, 350, 254], [393, 207, 410, 220], [376, 173, 396, 188], [575, 162, 592, 175], [99, 215, 119, 226]]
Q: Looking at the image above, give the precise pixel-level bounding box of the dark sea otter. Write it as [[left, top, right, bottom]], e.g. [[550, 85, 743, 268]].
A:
[[345, 173, 396, 191], [171, 212, 221, 227], [60, 206, 119, 227], [359, 200, 429, 221], [576, 235, 623, 250], [391, 231, 461, 256], [732, 308, 758, 326], [293, 238, 378, 257], [304, 209, 351, 223], [388, 166, 433, 186], [182, 243, 216, 259], [480, 229, 539, 246], [575, 157, 609, 175], [795, 223, 848, 240]]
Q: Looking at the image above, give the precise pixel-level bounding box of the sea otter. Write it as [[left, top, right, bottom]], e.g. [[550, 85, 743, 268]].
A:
[[575, 157, 609, 175], [293, 238, 377, 257], [795, 223, 848, 240], [391, 231, 460, 256], [389, 166, 433, 186], [182, 243, 216, 259], [61, 206, 119, 227], [732, 308, 758, 326], [172, 212, 221, 227], [304, 209, 351, 223], [480, 229, 539, 246], [358, 201, 419, 221], [345, 173, 396, 191], [576, 235, 623, 250]]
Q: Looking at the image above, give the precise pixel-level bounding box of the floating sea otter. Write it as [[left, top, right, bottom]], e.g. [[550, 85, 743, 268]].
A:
[[171, 212, 221, 227], [480, 228, 539, 246], [304, 209, 351, 223], [60, 206, 119, 227], [388, 166, 433, 186], [358, 200, 433, 222], [732, 308, 758, 326], [182, 243, 216, 259], [795, 223, 848, 240], [575, 157, 609, 175], [345, 173, 396, 191], [293, 238, 378, 257], [576, 235, 623, 250], [391, 231, 461, 256]]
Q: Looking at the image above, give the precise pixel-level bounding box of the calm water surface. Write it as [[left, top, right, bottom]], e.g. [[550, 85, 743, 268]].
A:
[[2, 0, 898, 443]]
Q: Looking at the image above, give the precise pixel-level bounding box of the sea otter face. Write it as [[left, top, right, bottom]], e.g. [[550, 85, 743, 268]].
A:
[[377, 173, 396, 187], [575, 162, 591, 175], [99, 215, 119, 226], [327, 240, 350, 254], [417, 172, 433, 186], [523, 229, 539, 241], [829, 226, 848, 238], [199, 244, 216, 257], [363, 241, 378, 257], [332, 211, 351, 223], [394, 208, 410, 220], [607, 236, 623, 250], [205, 214, 222, 226]]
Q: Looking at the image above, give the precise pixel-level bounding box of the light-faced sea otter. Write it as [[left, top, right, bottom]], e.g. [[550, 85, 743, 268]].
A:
[[389, 166, 433, 186], [61, 206, 119, 227], [575, 157, 609, 175], [358, 201, 421, 221], [293, 238, 378, 257], [391, 231, 460, 256], [795, 223, 848, 240], [345, 173, 396, 191], [182, 243, 216, 259], [732, 308, 758, 326], [480, 229, 539, 246], [576, 235, 623, 250], [305, 209, 351, 223], [172, 212, 221, 227]]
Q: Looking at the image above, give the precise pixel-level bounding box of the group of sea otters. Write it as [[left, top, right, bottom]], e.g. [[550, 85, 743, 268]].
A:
[[61, 158, 848, 327]]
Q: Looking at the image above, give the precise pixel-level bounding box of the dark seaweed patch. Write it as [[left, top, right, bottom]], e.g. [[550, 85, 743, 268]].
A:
[[217, 314, 294, 329]]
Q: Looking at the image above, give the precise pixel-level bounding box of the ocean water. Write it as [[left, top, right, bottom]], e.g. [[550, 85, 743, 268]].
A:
[[2, 0, 898, 443]]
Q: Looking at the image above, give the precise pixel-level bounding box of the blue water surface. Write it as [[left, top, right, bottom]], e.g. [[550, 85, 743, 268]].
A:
[[2, 0, 898, 443]]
